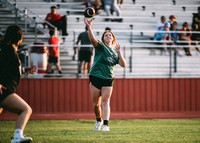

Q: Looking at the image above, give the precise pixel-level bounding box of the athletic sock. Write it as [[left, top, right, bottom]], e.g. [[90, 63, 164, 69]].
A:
[[96, 118, 102, 122], [14, 129, 23, 138], [104, 120, 109, 126]]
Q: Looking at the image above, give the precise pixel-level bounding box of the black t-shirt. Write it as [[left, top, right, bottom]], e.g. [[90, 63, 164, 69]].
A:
[[192, 13, 200, 25], [0, 43, 21, 92], [78, 31, 91, 51]]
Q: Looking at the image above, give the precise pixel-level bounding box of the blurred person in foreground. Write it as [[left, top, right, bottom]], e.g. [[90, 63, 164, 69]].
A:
[[0, 25, 34, 143]]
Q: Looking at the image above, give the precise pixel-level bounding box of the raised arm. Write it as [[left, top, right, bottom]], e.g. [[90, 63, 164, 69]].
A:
[[115, 43, 126, 67], [84, 17, 98, 47]]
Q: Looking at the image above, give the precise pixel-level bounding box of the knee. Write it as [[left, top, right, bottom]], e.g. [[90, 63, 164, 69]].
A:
[[102, 99, 109, 106], [17, 104, 32, 115], [25, 105, 32, 116], [104, 5, 110, 10]]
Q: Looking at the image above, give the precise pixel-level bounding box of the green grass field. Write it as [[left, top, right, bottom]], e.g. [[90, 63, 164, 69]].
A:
[[0, 119, 200, 143]]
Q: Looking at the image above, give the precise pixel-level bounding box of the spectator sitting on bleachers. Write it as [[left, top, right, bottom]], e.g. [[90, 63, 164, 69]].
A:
[[154, 22, 171, 56], [104, 0, 122, 22], [169, 15, 176, 30], [179, 22, 192, 56], [156, 16, 166, 31], [154, 16, 166, 38], [85, 0, 102, 13], [43, 6, 68, 36], [191, 24, 200, 54], [170, 21, 182, 56], [192, 6, 200, 31]]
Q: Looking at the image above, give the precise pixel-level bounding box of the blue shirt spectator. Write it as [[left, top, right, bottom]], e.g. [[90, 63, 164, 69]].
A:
[[154, 22, 171, 40]]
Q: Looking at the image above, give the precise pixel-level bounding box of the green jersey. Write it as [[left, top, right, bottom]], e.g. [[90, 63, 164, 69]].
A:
[[89, 40, 119, 79]]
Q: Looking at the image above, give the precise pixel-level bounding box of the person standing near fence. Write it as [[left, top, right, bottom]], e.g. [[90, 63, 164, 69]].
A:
[[74, 26, 93, 75], [47, 29, 62, 74], [0, 25, 33, 143], [84, 17, 126, 131]]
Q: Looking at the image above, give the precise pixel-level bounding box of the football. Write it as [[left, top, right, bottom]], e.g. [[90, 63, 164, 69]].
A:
[[84, 7, 95, 18]]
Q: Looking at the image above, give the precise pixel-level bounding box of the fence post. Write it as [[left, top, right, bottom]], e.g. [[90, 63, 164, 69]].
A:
[[32, 16, 38, 41], [129, 47, 133, 73], [15, 6, 18, 24], [129, 25, 133, 44], [24, 45, 29, 68], [123, 46, 126, 78], [174, 47, 177, 72], [15, 0, 18, 24], [73, 31, 79, 78], [35, 22, 38, 41], [129, 25, 133, 73], [24, 8, 27, 34], [169, 45, 172, 77]]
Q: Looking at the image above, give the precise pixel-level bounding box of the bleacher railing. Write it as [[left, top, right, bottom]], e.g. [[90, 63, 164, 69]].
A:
[[25, 39, 200, 78], [0, 0, 56, 40]]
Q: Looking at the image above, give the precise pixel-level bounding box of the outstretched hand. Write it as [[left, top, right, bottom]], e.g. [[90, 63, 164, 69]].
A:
[[115, 43, 126, 67], [115, 43, 121, 54], [84, 17, 93, 27]]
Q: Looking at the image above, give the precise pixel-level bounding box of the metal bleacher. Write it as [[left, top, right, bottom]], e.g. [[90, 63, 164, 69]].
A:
[[0, 0, 200, 77]]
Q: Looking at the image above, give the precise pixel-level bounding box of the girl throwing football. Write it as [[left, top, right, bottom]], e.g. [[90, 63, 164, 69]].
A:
[[85, 17, 126, 131]]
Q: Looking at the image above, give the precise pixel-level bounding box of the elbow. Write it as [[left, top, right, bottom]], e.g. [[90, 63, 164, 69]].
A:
[[91, 40, 96, 45], [91, 40, 98, 47], [121, 61, 126, 67], [123, 63, 126, 67], [119, 59, 126, 67]]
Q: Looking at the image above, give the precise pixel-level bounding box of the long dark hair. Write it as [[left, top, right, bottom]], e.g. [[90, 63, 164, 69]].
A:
[[0, 25, 23, 46]]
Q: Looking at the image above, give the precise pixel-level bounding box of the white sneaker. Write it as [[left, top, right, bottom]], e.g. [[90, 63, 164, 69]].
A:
[[93, 120, 103, 131], [11, 136, 32, 143], [101, 125, 110, 131]]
